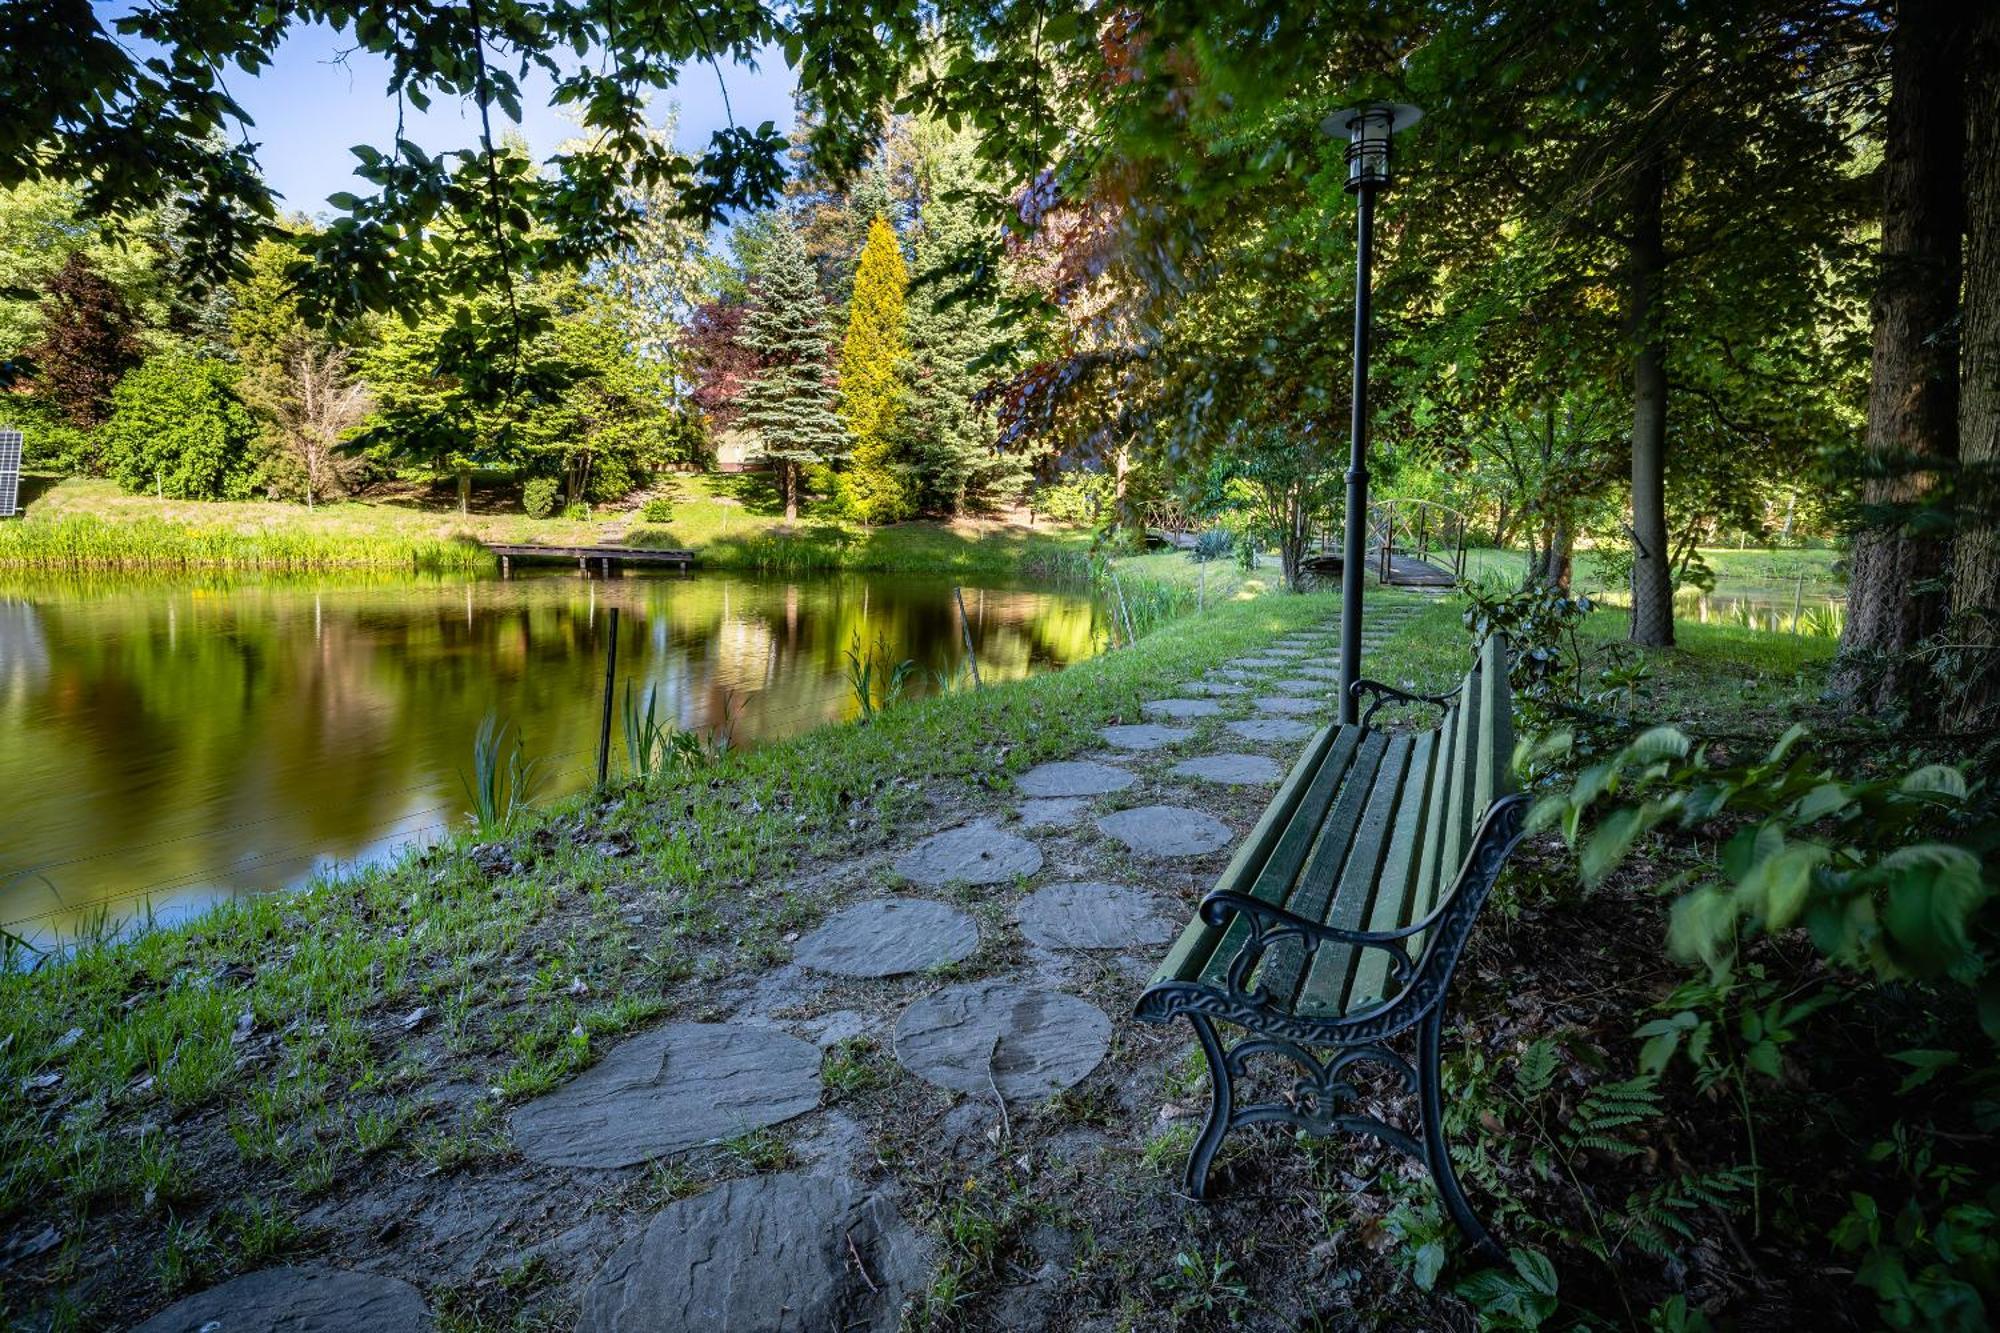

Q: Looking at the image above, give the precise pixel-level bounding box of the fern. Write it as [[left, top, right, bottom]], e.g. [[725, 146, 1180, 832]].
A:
[[1517, 1038, 1561, 1099], [1620, 1166, 1757, 1258], [1561, 1075, 1662, 1158]]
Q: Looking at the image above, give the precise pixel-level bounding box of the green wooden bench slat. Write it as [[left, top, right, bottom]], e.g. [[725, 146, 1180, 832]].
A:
[[1407, 702, 1461, 930], [1196, 725, 1365, 990], [1436, 658, 1483, 897], [1262, 729, 1391, 1005], [1151, 723, 1341, 986], [1346, 730, 1437, 1009], [1295, 732, 1414, 1016], [1475, 634, 1515, 811]]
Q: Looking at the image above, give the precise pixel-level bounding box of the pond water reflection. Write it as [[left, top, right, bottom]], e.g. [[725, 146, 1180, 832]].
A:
[[0, 568, 1105, 949]]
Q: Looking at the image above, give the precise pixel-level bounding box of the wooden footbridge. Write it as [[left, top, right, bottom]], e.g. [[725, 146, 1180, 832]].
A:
[[485, 543, 695, 575], [1303, 498, 1468, 588]]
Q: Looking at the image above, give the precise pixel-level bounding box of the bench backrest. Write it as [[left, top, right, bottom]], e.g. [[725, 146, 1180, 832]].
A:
[[1149, 634, 1515, 1013]]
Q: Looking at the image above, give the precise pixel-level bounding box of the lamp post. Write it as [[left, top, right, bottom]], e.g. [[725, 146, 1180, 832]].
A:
[[1325, 101, 1421, 724]]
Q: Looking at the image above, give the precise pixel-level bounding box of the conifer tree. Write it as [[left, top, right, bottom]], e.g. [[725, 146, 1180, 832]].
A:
[[839, 215, 911, 522], [901, 137, 1025, 515], [738, 216, 847, 523]]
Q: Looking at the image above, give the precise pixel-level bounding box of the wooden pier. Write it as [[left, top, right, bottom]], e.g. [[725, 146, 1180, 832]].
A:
[[485, 543, 696, 576]]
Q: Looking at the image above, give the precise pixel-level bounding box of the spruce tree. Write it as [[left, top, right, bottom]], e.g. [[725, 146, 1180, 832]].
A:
[[902, 138, 1024, 515], [737, 216, 848, 523], [839, 216, 911, 522]]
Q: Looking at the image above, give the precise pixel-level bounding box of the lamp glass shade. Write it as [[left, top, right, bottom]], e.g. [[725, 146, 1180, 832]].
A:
[[1323, 103, 1423, 192]]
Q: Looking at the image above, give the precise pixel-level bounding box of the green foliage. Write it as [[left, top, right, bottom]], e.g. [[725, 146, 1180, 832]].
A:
[[1453, 1249, 1561, 1330], [0, 515, 489, 572], [460, 716, 545, 838], [638, 494, 674, 523], [1032, 473, 1114, 526], [100, 351, 258, 500], [522, 477, 559, 519], [838, 216, 912, 523], [844, 634, 917, 721]]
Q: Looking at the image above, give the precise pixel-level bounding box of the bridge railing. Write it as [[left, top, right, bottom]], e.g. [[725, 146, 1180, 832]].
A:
[[1313, 498, 1472, 584]]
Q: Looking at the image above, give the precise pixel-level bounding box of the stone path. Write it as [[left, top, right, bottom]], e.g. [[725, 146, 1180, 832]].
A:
[[893, 981, 1112, 1100], [1097, 805, 1234, 857], [1253, 695, 1328, 716], [131, 1267, 433, 1333], [1141, 697, 1223, 720], [1099, 723, 1192, 751], [578, 1174, 925, 1333], [1171, 752, 1284, 785], [1017, 796, 1085, 828], [794, 899, 979, 977], [895, 821, 1043, 885], [1228, 716, 1318, 743], [1018, 882, 1172, 950], [513, 1024, 822, 1168], [1016, 759, 1134, 797]]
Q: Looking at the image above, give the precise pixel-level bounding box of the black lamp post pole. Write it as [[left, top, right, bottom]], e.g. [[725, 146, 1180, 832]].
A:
[[1338, 180, 1379, 725]]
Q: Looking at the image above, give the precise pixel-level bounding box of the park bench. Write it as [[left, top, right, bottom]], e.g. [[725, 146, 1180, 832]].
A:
[[1135, 633, 1525, 1257]]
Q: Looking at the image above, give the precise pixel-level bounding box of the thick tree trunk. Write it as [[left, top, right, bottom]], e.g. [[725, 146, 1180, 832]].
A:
[[1837, 0, 1965, 710], [1627, 146, 1675, 648], [782, 461, 798, 524], [457, 466, 471, 515], [1949, 9, 2000, 730]]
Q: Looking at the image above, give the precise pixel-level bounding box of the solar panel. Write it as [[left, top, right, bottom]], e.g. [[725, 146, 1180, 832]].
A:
[[0, 429, 20, 518]]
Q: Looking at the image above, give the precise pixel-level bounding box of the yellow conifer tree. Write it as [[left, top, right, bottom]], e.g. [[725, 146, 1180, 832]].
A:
[[838, 216, 910, 523]]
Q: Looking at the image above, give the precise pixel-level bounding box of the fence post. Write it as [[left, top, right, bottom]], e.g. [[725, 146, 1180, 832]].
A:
[[1199, 558, 1207, 612], [596, 607, 620, 786], [954, 586, 983, 687]]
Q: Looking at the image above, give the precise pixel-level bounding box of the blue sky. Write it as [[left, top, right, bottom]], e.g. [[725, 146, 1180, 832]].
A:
[[225, 21, 799, 217]]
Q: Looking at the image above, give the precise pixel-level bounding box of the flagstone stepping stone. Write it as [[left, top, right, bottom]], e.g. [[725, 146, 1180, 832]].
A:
[[513, 1023, 820, 1168], [1016, 759, 1134, 798], [578, 1173, 925, 1333], [894, 981, 1111, 1100], [1227, 656, 1292, 670], [1142, 697, 1222, 720], [1266, 677, 1331, 695], [1171, 753, 1284, 785], [1017, 882, 1172, 950], [1262, 647, 1308, 658], [1099, 723, 1192, 751], [1255, 695, 1329, 715], [1208, 668, 1257, 682], [895, 822, 1043, 885], [1097, 805, 1233, 857], [794, 899, 979, 977], [1228, 717, 1318, 744], [132, 1267, 432, 1333], [1178, 679, 1249, 696], [1292, 665, 1343, 680], [1017, 797, 1085, 829]]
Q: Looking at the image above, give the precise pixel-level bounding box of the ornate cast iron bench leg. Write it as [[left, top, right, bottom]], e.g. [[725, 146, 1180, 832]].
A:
[[1184, 1012, 1233, 1199], [1419, 1004, 1504, 1263]]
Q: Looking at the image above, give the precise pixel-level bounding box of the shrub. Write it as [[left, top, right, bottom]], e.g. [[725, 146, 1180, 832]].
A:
[[585, 455, 634, 504], [522, 477, 559, 519], [100, 351, 259, 500], [1188, 528, 1234, 563], [562, 501, 591, 521], [1034, 473, 1114, 525], [639, 494, 674, 524]]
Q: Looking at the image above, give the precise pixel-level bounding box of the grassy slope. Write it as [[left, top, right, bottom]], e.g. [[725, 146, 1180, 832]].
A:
[[1461, 544, 1843, 594], [7, 474, 1091, 575]]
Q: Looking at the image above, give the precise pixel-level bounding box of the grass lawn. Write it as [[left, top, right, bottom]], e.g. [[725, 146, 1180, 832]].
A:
[[5, 473, 1095, 576], [1461, 543, 1844, 595]]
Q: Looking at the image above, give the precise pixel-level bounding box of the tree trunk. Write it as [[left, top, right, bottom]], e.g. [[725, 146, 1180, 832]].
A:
[[1837, 0, 1966, 710], [783, 461, 798, 525], [457, 466, 471, 515], [1949, 8, 2000, 730], [1627, 140, 1675, 648]]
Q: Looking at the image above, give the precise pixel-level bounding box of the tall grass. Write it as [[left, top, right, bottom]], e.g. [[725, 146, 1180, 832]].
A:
[[844, 634, 918, 720], [0, 515, 492, 573], [461, 716, 545, 837]]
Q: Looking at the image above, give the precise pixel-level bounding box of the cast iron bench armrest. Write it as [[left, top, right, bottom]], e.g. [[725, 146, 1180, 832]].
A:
[[1196, 891, 1421, 1005], [1349, 677, 1461, 728]]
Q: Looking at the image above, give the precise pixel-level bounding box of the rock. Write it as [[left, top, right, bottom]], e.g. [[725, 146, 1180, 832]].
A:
[[130, 1267, 431, 1333], [1226, 657, 1292, 670], [1264, 678, 1331, 696], [895, 822, 1043, 886], [578, 1174, 925, 1333], [894, 982, 1110, 1100], [1017, 798, 1084, 829], [1140, 698, 1222, 720], [1254, 696, 1328, 715], [794, 900, 979, 977], [1017, 883, 1172, 950], [512, 1023, 820, 1168], [1096, 806, 1233, 857], [1098, 723, 1193, 752], [1227, 718, 1318, 744], [1177, 680, 1249, 696], [1171, 753, 1284, 785], [1015, 760, 1135, 798], [1291, 664, 1344, 680]]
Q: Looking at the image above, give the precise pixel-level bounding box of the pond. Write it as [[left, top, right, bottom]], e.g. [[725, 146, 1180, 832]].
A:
[[0, 568, 1105, 952]]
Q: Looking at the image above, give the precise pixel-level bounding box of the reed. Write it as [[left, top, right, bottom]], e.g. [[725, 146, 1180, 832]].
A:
[[0, 515, 492, 573], [460, 715, 545, 837]]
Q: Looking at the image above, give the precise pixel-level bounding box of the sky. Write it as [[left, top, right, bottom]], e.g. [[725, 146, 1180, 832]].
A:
[[221, 21, 800, 218]]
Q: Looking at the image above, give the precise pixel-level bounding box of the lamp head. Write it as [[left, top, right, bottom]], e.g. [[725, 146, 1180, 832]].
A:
[[1323, 102, 1422, 193]]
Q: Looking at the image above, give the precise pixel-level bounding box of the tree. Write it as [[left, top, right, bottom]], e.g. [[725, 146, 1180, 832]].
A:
[[1947, 8, 2000, 730], [682, 299, 759, 431], [248, 339, 372, 508], [738, 217, 848, 524], [0, 179, 163, 365], [1837, 0, 1967, 710], [839, 216, 912, 522], [30, 253, 142, 428], [100, 350, 259, 499]]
